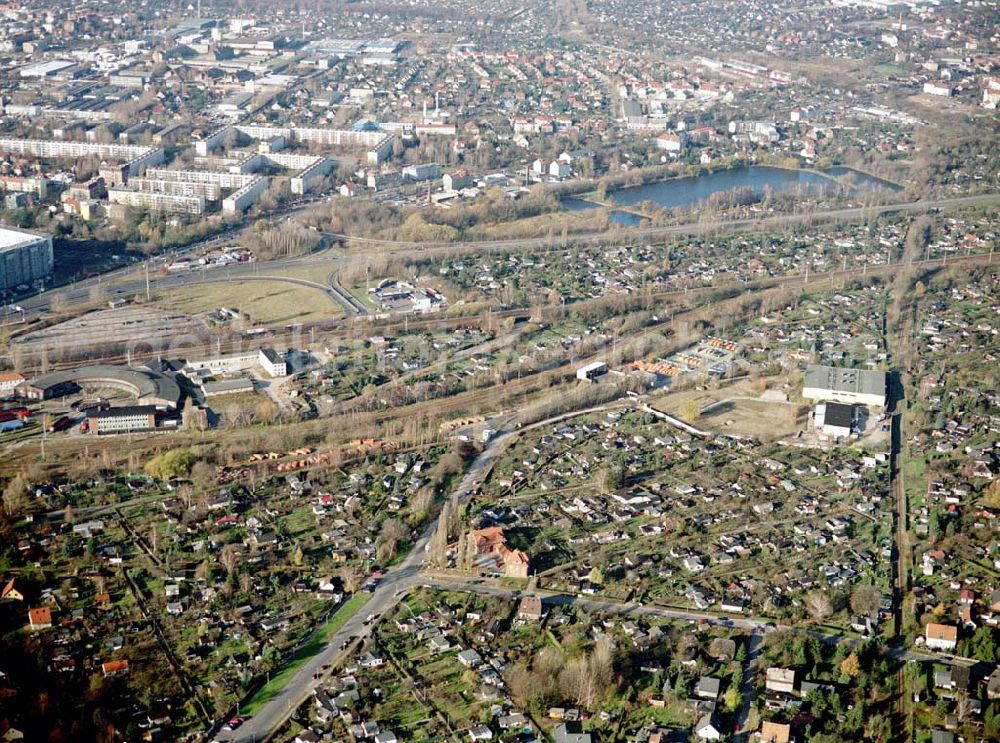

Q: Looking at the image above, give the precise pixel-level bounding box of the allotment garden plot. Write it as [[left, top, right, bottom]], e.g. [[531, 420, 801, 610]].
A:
[[471, 408, 894, 626]]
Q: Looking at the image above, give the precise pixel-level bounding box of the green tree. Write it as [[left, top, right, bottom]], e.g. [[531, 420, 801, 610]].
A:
[[674, 673, 689, 699], [601, 463, 625, 493], [806, 688, 829, 717], [843, 698, 865, 734], [145, 449, 198, 480], [794, 639, 808, 666], [679, 398, 701, 423], [260, 644, 281, 669], [985, 702, 1000, 738], [723, 685, 741, 712], [968, 626, 997, 663]]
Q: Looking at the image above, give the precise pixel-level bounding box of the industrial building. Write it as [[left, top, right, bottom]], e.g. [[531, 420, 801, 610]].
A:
[[202, 378, 255, 397], [0, 372, 26, 399], [814, 402, 856, 438], [0, 227, 53, 292], [577, 361, 609, 382], [259, 348, 287, 377], [802, 364, 887, 407], [402, 162, 442, 182], [17, 364, 181, 410], [185, 347, 292, 378], [88, 405, 159, 435]]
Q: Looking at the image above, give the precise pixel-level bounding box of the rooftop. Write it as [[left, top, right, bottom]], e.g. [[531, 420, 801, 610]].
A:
[[0, 226, 49, 252], [824, 401, 854, 428], [90, 405, 159, 419], [804, 364, 886, 397], [24, 364, 181, 408]]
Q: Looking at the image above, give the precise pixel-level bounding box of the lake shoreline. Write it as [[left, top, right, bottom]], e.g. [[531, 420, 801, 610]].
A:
[[561, 164, 902, 226]]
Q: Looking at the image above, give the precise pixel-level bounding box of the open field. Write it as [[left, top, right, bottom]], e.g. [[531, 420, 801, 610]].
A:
[[647, 376, 788, 417], [153, 280, 342, 325], [268, 263, 339, 285], [699, 397, 803, 440]]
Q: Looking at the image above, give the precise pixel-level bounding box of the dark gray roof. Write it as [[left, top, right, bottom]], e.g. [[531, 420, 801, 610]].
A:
[[825, 402, 854, 428], [260, 347, 283, 363], [90, 405, 158, 419], [554, 723, 591, 743], [203, 378, 254, 394], [23, 364, 180, 408]]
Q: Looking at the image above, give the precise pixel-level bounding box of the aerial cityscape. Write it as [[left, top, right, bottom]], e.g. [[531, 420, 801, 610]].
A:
[[0, 0, 997, 742]]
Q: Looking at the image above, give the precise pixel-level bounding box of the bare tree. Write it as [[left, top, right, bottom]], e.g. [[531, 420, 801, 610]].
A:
[[219, 544, 240, 577], [2, 474, 31, 516], [195, 560, 211, 582], [558, 657, 589, 708], [178, 484, 194, 511], [805, 590, 833, 620], [408, 488, 433, 524], [590, 636, 615, 693], [427, 508, 450, 567], [255, 399, 280, 425], [460, 530, 479, 571], [955, 692, 972, 724], [850, 584, 882, 616], [339, 565, 362, 594], [376, 518, 408, 563], [190, 461, 215, 492]]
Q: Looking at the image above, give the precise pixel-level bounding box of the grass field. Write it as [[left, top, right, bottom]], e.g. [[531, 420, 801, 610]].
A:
[[243, 592, 368, 715], [154, 280, 342, 326], [874, 63, 905, 78], [271, 263, 340, 285]]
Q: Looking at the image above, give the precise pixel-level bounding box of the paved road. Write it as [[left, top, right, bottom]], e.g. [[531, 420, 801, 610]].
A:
[[420, 577, 982, 671], [12, 191, 998, 323], [422, 575, 987, 673], [325, 268, 368, 315], [733, 630, 764, 742], [211, 399, 984, 741], [14, 251, 343, 319], [215, 418, 517, 743]]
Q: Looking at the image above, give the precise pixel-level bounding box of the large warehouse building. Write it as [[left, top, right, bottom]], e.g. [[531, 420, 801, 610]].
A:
[[802, 364, 887, 407], [0, 227, 53, 291], [16, 364, 181, 410]]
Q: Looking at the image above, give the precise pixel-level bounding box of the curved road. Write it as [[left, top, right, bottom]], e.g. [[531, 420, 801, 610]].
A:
[[212, 393, 986, 743], [10, 191, 999, 323], [214, 416, 517, 743]]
